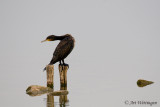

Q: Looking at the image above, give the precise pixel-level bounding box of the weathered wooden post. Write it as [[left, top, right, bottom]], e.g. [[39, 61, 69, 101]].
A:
[[46, 65, 54, 107], [58, 65, 69, 105], [58, 65, 68, 88], [46, 65, 54, 88]]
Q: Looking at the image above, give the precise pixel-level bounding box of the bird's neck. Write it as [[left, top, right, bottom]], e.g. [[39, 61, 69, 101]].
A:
[[54, 36, 66, 41]]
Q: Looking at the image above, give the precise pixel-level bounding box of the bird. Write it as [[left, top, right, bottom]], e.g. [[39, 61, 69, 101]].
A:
[[41, 34, 75, 71]]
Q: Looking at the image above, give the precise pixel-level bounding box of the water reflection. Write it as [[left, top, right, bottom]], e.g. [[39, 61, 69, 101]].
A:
[[26, 85, 69, 107], [47, 94, 54, 107], [46, 86, 69, 107], [59, 87, 69, 107]]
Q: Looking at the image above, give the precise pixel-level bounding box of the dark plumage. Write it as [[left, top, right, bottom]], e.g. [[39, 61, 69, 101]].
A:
[[41, 34, 75, 71]]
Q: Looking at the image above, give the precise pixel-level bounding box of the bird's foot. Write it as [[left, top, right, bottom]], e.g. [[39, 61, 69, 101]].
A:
[[63, 63, 69, 69], [59, 63, 63, 66], [59, 63, 69, 71]]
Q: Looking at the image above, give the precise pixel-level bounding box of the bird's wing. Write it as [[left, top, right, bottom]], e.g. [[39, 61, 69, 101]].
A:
[[50, 39, 74, 64]]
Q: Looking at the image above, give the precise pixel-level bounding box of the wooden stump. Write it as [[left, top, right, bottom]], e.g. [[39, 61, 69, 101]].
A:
[[58, 65, 68, 88], [46, 65, 54, 89], [58, 65, 69, 105], [46, 65, 54, 107], [49, 90, 68, 96]]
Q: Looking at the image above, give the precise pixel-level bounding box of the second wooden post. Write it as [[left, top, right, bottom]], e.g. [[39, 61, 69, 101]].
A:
[[58, 65, 68, 105], [58, 65, 68, 88]]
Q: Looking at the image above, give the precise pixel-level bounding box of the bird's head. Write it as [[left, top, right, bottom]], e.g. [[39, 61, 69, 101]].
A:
[[41, 35, 56, 43]]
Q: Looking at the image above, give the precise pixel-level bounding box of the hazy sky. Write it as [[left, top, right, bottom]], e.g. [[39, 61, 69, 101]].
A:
[[0, 0, 160, 107]]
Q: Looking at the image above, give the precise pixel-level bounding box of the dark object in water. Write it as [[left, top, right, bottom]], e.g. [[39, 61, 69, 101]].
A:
[[137, 79, 154, 87]]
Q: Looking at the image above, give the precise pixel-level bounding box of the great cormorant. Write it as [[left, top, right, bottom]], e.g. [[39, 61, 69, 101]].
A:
[[41, 34, 75, 71]]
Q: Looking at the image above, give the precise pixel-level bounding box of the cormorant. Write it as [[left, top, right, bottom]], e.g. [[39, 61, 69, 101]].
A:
[[41, 34, 75, 71]]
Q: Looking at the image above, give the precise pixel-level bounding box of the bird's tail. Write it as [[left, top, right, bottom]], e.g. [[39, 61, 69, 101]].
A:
[[49, 59, 55, 65], [43, 67, 46, 72], [43, 58, 55, 72], [43, 63, 53, 72]]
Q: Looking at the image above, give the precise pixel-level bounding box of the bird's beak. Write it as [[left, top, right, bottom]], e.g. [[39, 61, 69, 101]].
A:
[[41, 39, 47, 43]]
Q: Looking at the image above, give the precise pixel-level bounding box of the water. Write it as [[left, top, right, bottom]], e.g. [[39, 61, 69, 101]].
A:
[[0, 60, 160, 107]]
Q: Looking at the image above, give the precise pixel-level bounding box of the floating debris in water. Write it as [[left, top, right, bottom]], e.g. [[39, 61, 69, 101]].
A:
[[26, 85, 69, 96], [26, 85, 53, 96], [137, 79, 154, 87]]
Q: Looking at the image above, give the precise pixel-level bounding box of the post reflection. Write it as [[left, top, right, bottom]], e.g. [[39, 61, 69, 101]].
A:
[[59, 87, 69, 107], [47, 94, 54, 107], [46, 86, 69, 107]]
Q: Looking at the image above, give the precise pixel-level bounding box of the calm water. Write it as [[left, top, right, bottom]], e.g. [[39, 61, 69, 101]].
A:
[[1, 64, 160, 107]]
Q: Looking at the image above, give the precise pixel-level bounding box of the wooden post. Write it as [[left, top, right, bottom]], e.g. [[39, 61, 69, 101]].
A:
[[46, 65, 54, 89], [58, 65, 68, 88], [59, 65, 69, 105], [46, 65, 54, 107]]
